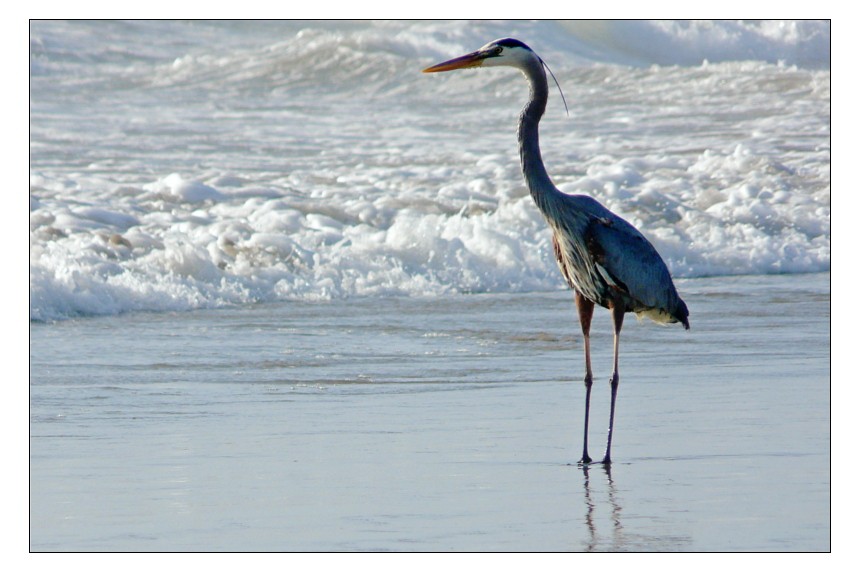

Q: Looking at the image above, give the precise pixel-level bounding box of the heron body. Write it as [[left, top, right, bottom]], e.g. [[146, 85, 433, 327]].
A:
[[425, 38, 689, 464]]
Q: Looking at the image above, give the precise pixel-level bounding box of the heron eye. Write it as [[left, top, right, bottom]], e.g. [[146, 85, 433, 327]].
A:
[[494, 46, 503, 55]]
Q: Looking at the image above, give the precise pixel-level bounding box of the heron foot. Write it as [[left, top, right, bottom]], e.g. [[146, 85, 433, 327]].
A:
[[577, 455, 593, 465], [599, 456, 611, 465]]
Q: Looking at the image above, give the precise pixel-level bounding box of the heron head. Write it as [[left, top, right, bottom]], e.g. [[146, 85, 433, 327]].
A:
[[422, 38, 537, 73], [423, 38, 569, 115]]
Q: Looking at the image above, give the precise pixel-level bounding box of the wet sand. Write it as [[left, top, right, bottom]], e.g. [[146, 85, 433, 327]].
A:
[[29, 273, 830, 551]]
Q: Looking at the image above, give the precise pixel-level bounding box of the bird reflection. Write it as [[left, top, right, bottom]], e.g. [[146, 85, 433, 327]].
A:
[[580, 463, 624, 551], [582, 463, 597, 551]]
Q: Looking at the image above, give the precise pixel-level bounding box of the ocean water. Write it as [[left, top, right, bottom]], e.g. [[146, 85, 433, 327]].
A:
[[29, 20, 830, 321], [29, 21, 830, 552]]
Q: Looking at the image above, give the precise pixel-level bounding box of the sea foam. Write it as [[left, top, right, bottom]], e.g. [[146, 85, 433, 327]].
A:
[[30, 20, 830, 320]]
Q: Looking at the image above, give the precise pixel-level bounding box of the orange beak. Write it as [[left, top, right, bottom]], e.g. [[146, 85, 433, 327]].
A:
[[423, 50, 486, 73]]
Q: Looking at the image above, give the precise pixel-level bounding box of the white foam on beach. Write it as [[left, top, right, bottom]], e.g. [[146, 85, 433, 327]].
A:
[[29, 20, 830, 321]]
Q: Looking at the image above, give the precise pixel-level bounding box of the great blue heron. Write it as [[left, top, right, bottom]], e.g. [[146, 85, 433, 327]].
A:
[[424, 38, 689, 465]]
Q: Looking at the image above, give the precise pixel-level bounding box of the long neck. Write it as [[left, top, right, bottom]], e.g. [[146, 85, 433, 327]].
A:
[[517, 58, 559, 211]]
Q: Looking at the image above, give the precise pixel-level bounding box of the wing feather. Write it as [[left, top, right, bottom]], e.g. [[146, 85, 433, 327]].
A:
[[586, 215, 678, 314]]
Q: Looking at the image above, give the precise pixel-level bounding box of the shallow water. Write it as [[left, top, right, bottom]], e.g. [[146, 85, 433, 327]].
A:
[[29, 273, 830, 551]]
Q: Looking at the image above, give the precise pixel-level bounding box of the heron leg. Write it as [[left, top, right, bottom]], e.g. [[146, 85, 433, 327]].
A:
[[601, 303, 625, 465], [575, 291, 595, 465]]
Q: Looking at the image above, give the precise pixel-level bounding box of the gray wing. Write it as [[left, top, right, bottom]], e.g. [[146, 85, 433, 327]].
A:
[[586, 213, 680, 314]]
